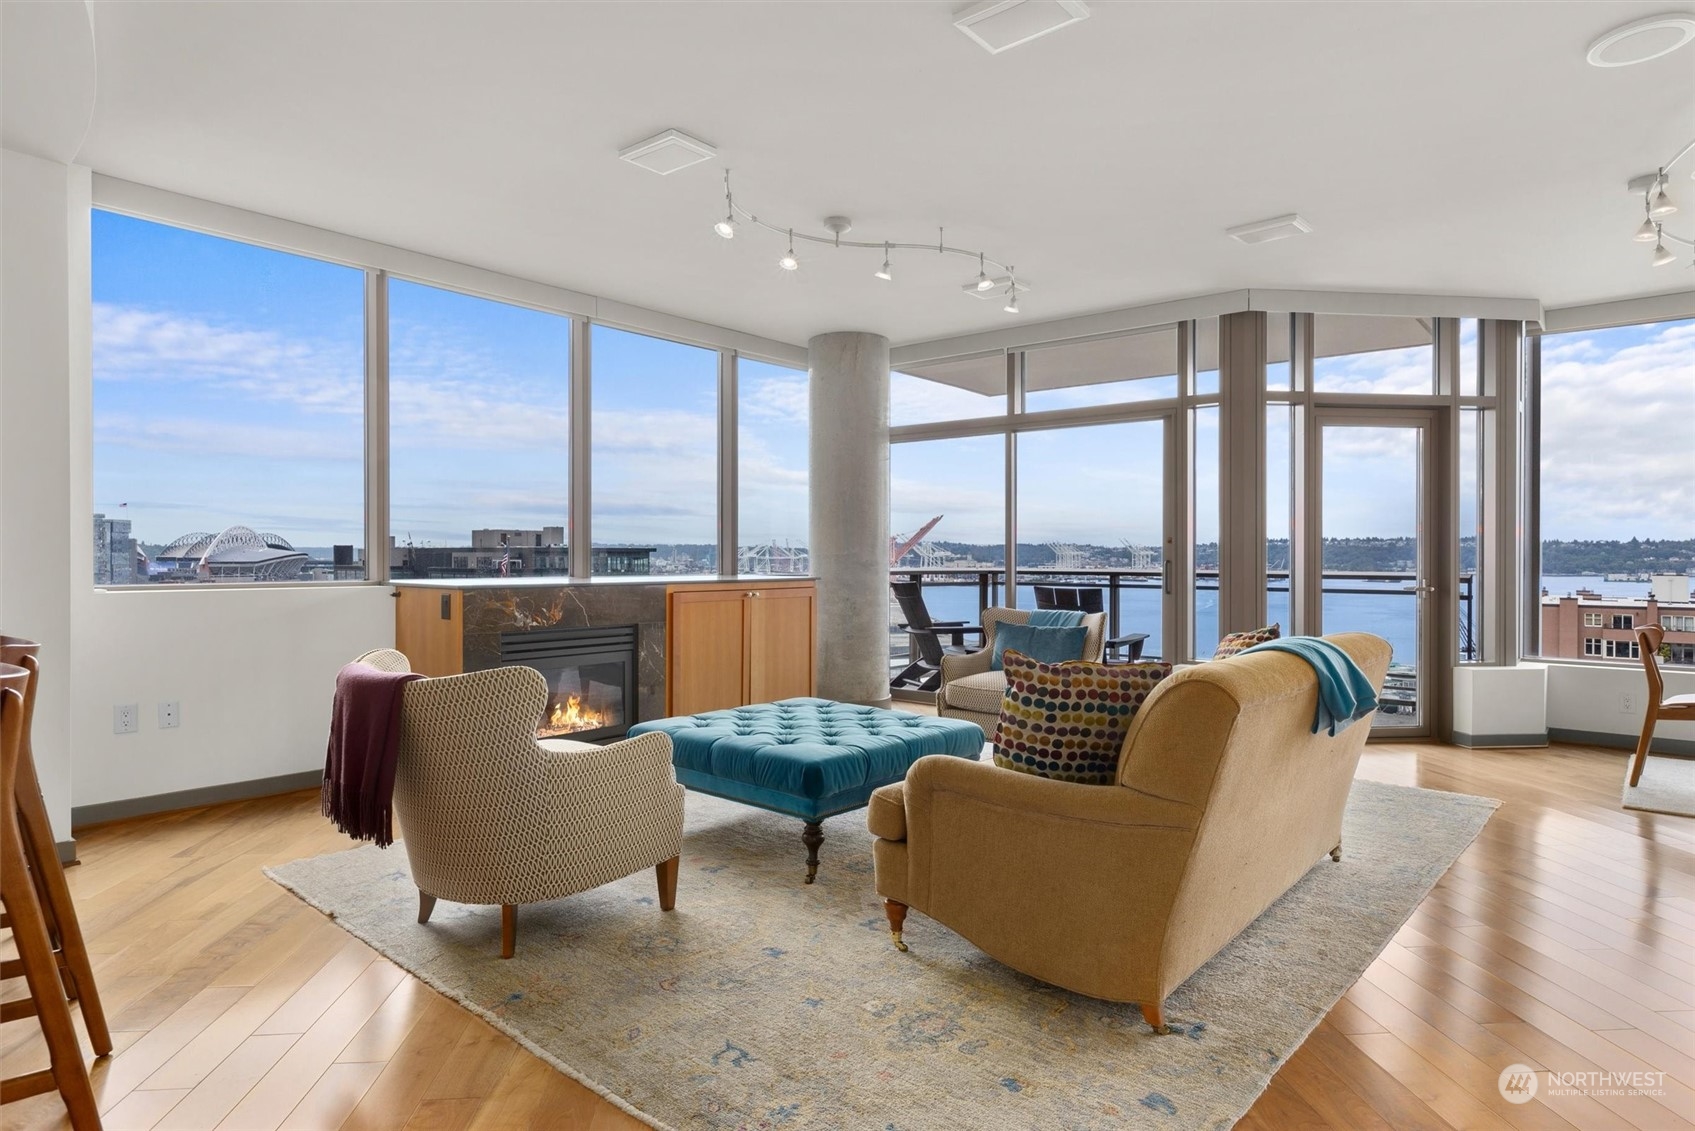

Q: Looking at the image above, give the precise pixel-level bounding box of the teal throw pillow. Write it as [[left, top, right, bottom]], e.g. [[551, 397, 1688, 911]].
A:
[[990, 623, 1088, 671]]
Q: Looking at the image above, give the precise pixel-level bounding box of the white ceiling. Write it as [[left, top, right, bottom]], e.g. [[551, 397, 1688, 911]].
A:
[[31, 2, 1695, 346]]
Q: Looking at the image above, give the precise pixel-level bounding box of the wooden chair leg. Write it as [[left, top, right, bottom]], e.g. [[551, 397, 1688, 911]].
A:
[[655, 855, 679, 911], [1629, 716, 1656, 787], [1140, 1000, 1169, 1034], [883, 899, 909, 953], [500, 904, 516, 959], [417, 891, 436, 924], [2, 818, 101, 1127], [801, 821, 824, 885]]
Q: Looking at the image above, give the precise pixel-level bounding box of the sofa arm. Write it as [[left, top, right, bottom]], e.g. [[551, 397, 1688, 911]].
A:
[[867, 781, 907, 841], [903, 754, 1198, 831]]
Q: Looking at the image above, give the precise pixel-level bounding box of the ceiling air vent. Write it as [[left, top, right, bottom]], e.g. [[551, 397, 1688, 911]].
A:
[[618, 129, 718, 176], [1225, 214, 1313, 245], [954, 1, 1090, 55]]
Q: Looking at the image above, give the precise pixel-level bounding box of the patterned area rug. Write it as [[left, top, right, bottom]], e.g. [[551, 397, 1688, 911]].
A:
[[1622, 755, 1695, 817], [268, 778, 1497, 1131]]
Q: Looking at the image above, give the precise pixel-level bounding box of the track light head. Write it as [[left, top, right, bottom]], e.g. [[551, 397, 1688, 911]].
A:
[[874, 243, 893, 281], [779, 252, 799, 271], [1650, 184, 1678, 217], [974, 252, 994, 291], [714, 217, 736, 239], [1652, 239, 1676, 267], [1634, 216, 1661, 242]]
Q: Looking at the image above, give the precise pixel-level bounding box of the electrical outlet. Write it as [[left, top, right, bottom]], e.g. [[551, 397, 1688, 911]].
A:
[[158, 701, 180, 729], [1620, 691, 1636, 714], [113, 704, 139, 734]]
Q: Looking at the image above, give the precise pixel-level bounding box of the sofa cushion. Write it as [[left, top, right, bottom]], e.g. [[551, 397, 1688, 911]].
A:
[[992, 652, 1173, 785], [944, 670, 1009, 715], [867, 782, 907, 842], [1214, 623, 1281, 659], [989, 622, 1088, 671]]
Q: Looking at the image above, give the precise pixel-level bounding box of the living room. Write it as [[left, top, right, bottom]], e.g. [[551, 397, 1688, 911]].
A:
[[2, 2, 1693, 1129]]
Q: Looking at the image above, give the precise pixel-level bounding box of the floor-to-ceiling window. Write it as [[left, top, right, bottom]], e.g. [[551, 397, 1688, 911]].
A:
[[737, 357, 810, 574], [388, 280, 571, 580], [91, 211, 365, 585], [1531, 316, 1695, 666], [589, 326, 719, 574]]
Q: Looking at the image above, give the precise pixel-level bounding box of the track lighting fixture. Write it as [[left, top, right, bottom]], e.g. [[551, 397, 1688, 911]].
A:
[[698, 169, 1026, 306], [713, 170, 737, 239], [1624, 147, 1694, 268], [1003, 270, 1020, 314], [1650, 174, 1678, 217]]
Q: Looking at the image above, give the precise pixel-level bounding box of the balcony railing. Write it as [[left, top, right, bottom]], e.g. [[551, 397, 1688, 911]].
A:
[[888, 567, 1476, 706]]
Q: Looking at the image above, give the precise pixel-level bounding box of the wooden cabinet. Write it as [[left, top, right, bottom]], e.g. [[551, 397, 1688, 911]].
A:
[[666, 580, 815, 715]]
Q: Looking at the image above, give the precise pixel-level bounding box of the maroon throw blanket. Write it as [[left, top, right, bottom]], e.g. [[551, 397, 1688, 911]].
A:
[[322, 662, 421, 847]]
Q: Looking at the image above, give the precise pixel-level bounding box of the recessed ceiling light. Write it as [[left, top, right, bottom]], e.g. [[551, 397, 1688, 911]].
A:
[[953, 0, 1089, 55], [618, 129, 717, 176], [1225, 214, 1313, 245], [1586, 14, 1695, 67]]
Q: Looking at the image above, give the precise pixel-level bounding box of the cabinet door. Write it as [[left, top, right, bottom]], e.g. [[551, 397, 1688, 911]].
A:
[[748, 586, 816, 704], [668, 588, 748, 715]]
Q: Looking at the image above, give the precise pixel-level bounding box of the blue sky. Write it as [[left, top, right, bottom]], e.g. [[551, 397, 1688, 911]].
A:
[[93, 211, 1690, 562]]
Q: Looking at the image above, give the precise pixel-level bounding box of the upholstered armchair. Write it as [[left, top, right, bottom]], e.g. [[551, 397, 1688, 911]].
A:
[[935, 608, 1107, 734], [876, 632, 1391, 1031], [355, 649, 685, 957]]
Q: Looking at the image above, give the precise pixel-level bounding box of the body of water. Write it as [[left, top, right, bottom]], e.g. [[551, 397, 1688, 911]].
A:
[[894, 573, 1668, 668]]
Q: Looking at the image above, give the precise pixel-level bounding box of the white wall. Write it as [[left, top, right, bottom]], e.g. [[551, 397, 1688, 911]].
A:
[[69, 587, 393, 807], [1, 147, 87, 842], [1545, 662, 1695, 752]]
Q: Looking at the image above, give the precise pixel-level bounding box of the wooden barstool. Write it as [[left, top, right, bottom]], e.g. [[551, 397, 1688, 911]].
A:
[[0, 662, 101, 1127], [0, 636, 111, 1054], [1629, 624, 1695, 787]]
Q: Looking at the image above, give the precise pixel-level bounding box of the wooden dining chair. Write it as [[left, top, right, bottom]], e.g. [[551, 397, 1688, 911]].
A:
[[1629, 624, 1695, 787], [0, 662, 101, 1129], [0, 637, 110, 1055]]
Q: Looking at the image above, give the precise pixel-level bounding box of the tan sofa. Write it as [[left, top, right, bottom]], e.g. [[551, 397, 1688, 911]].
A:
[[871, 631, 1390, 1031], [935, 608, 1107, 734]]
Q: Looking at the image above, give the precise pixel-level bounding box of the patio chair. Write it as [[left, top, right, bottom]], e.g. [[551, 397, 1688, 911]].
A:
[[890, 581, 984, 692]]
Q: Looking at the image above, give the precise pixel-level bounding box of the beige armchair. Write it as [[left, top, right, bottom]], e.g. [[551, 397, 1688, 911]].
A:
[[355, 649, 685, 957], [874, 632, 1391, 1031], [935, 608, 1108, 734]]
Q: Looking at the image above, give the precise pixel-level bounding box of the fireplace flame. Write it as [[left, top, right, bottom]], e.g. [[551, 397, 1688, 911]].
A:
[[541, 693, 612, 737]]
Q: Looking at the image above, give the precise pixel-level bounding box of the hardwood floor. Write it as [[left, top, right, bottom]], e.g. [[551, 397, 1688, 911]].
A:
[[2, 741, 1690, 1130]]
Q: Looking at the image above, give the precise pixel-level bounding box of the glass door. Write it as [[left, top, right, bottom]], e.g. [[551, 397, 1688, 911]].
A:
[[1307, 410, 1441, 735]]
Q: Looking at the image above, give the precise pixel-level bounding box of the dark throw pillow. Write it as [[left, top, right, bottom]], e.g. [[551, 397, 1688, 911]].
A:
[[1214, 623, 1281, 659], [991, 650, 1172, 785]]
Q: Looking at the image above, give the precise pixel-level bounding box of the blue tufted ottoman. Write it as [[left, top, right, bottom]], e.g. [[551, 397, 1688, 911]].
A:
[[628, 697, 984, 883]]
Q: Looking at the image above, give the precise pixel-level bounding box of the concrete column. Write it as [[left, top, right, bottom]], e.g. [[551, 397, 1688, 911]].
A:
[[808, 332, 890, 706]]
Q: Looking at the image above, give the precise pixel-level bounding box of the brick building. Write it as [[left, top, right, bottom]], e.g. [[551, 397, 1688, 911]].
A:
[[1540, 577, 1695, 666]]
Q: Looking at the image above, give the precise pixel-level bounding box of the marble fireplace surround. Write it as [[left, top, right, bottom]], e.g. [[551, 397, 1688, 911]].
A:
[[458, 583, 669, 726]]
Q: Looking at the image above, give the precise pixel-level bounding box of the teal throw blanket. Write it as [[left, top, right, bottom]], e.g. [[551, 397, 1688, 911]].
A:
[[1240, 636, 1378, 736], [1026, 609, 1085, 628]]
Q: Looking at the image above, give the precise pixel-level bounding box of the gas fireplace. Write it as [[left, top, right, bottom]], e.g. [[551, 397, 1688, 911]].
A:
[[498, 625, 638, 743]]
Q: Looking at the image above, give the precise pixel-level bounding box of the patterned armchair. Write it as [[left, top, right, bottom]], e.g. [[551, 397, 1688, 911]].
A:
[[934, 608, 1107, 735], [355, 649, 685, 957]]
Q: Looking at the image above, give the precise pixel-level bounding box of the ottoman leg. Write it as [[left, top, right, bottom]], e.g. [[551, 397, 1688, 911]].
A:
[[802, 821, 824, 884]]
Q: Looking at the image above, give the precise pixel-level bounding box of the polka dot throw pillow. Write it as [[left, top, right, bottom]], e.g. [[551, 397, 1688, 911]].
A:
[[1213, 623, 1281, 659], [991, 649, 1172, 785]]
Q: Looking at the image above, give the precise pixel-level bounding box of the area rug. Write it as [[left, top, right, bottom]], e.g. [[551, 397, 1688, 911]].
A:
[[1622, 755, 1695, 817], [268, 778, 1497, 1131]]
